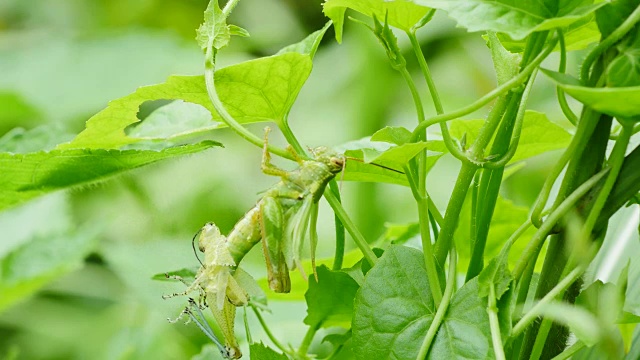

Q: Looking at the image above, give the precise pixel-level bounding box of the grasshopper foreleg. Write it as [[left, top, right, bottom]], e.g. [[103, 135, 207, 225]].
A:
[[261, 127, 289, 177]]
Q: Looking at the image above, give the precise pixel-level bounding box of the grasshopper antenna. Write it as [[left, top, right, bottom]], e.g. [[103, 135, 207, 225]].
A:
[[192, 227, 205, 267], [344, 156, 405, 175]]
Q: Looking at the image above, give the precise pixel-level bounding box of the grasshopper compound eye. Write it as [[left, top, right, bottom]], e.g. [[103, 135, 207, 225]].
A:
[[330, 156, 345, 173]]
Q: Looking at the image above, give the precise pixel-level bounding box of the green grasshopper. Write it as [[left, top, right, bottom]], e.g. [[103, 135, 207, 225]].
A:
[[223, 127, 345, 292], [165, 127, 344, 358]]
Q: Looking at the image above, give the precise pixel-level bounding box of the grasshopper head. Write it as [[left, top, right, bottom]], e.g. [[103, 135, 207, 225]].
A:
[[311, 146, 345, 174]]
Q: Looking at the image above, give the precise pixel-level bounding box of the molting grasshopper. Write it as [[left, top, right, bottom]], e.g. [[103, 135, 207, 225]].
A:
[[164, 127, 345, 358], [224, 127, 345, 292]]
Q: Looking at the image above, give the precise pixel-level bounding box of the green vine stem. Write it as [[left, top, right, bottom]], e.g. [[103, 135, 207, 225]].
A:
[[410, 36, 557, 143], [407, 31, 445, 114], [430, 92, 507, 264], [511, 265, 585, 338], [529, 107, 601, 227], [513, 168, 608, 279], [250, 305, 290, 355], [243, 307, 252, 344], [580, 121, 633, 238], [529, 318, 554, 360], [466, 68, 538, 280], [580, 5, 640, 83], [204, 55, 292, 159], [324, 190, 378, 266], [432, 161, 477, 265], [328, 181, 346, 270], [549, 341, 585, 360], [416, 246, 457, 360], [555, 30, 578, 125], [488, 285, 506, 360], [404, 167, 443, 303], [398, 45, 445, 303], [481, 69, 538, 169], [298, 322, 320, 356]]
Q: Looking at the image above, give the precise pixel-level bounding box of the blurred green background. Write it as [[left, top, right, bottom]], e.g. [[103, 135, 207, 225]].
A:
[[0, 1, 582, 359]]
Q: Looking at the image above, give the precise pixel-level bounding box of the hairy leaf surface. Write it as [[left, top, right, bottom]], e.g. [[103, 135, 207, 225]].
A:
[[0, 141, 219, 211]]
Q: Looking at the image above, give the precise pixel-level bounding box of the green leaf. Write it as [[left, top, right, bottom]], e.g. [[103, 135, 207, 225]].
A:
[[354, 249, 495, 360], [529, 301, 602, 346], [0, 141, 219, 211], [449, 110, 572, 163], [304, 265, 360, 328], [491, 14, 601, 53], [487, 32, 521, 85], [323, 0, 431, 42], [626, 258, 640, 318], [151, 268, 198, 282], [249, 343, 288, 360], [626, 325, 640, 360], [606, 26, 640, 87], [126, 100, 217, 141], [352, 246, 435, 359], [542, 69, 640, 119], [429, 278, 493, 359], [255, 249, 365, 301], [343, 158, 409, 186], [0, 92, 42, 125], [477, 243, 513, 300], [369, 14, 407, 70], [340, 138, 447, 186], [0, 227, 98, 312], [0, 126, 74, 153], [382, 222, 420, 245], [196, 0, 230, 50], [276, 21, 332, 59], [370, 126, 413, 145], [595, 0, 640, 38], [228, 25, 250, 38], [412, 0, 605, 40], [576, 280, 625, 325], [341, 248, 385, 286], [60, 52, 312, 149]]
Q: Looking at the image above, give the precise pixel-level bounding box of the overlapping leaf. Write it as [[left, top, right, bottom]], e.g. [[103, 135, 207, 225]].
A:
[[304, 265, 360, 328], [412, 0, 604, 40], [352, 246, 494, 359], [352, 246, 435, 359], [0, 141, 219, 211], [338, 131, 447, 186], [0, 227, 98, 312], [323, 0, 431, 42], [542, 69, 640, 119], [249, 343, 288, 360], [60, 26, 331, 150], [428, 279, 494, 359]]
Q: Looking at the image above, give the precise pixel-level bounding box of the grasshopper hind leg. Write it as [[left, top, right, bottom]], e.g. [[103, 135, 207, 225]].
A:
[[259, 196, 292, 293]]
